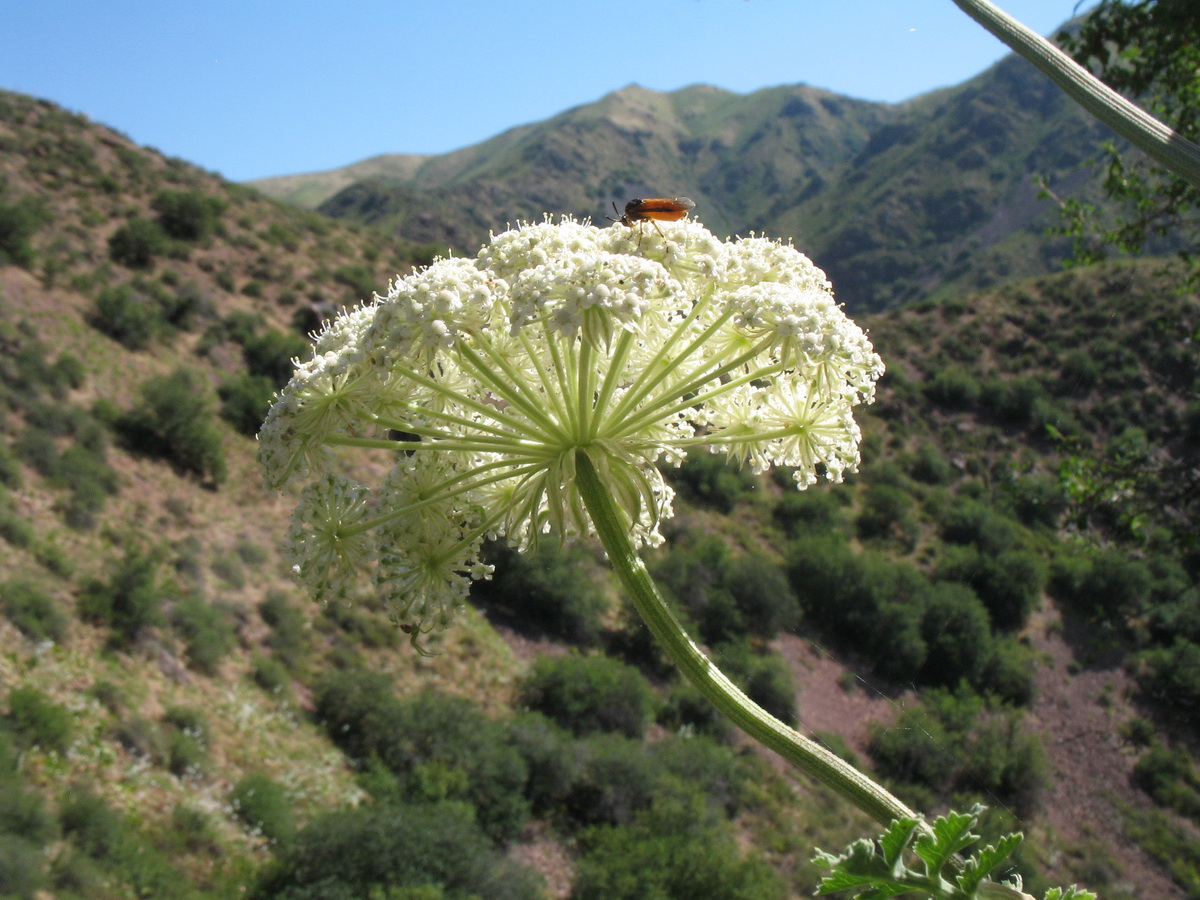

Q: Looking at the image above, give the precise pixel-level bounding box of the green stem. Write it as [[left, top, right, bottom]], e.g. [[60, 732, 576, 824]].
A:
[[574, 448, 917, 828], [950, 0, 1200, 191]]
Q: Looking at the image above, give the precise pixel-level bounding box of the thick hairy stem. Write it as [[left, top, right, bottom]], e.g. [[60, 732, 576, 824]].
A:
[[950, 0, 1200, 191], [575, 448, 916, 828]]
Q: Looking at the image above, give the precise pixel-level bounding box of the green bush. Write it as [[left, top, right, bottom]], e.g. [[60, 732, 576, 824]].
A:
[[252, 654, 294, 700], [565, 734, 662, 827], [505, 711, 579, 816], [1133, 746, 1200, 820], [108, 218, 168, 269], [260, 591, 309, 670], [314, 676, 530, 841], [78, 550, 165, 646], [219, 374, 276, 436], [907, 442, 954, 484], [473, 541, 608, 646], [668, 451, 758, 512], [1050, 548, 1152, 621], [151, 189, 225, 241], [0, 193, 50, 267], [116, 369, 226, 483], [658, 680, 733, 742], [940, 499, 1018, 554], [918, 582, 993, 686], [2, 579, 68, 642], [772, 489, 846, 537], [522, 653, 655, 738], [253, 800, 543, 900], [1138, 639, 1200, 715], [938, 546, 1045, 631], [923, 367, 981, 408], [171, 596, 235, 674], [242, 329, 311, 387], [978, 638, 1036, 705], [856, 482, 916, 544], [59, 788, 195, 899], [232, 774, 295, 843], [4, 686, 72, 754], [93, 282, 168, 348], [653, 536, 796, 644], [0, 834, 48, 898], [572, 790, 785, 900]]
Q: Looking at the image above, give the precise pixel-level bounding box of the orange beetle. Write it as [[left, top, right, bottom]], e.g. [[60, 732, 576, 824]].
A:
[[608, 197, 696, 246], [611, 197, 696, 227]]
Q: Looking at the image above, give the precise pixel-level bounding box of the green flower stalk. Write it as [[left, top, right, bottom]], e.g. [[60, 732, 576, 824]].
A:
[[258, 215, 911, 823]]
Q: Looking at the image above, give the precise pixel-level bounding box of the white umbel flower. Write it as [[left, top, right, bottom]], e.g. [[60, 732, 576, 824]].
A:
[[259, 217, 883, 635]]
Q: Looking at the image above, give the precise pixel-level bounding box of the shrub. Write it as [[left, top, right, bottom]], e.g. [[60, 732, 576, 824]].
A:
[[242, 329, 311, 387], [92, 282, 164, 349], [232, 774, 294, 843], [151, 189, 224, 241], [219, 374, 276, 436], [1138, 639, 1200, 715], [856, 482, 916, 544], [918, 582, 993, 686], [254, 800, 544, 900], [314, 677, 531, 841], [522, 653, 655, 738], [472, 541, 608, 646], [260, 591, 308, 670], [505, 711, 579, 816], [4, 686, 72, 753], [0, 834, 48, 898], [171, 596, 235, 674], [107, 218, 167, 269], [772, 489, 846, 537], [116, 369, 226, 483], [565, 734, 661, 827], [658, 680, 733, 742], [938, 546, 1045, 631], [940, 500, 1017, 554], [923, 367, 981, 408], [572, 791, 785, 900], [978, 638, 1036, 705], [252, 654, 293, 699], [78, 549, 165, 646], [0, 194, 50, 267], [1133, 746, 1200, 820], [654, 537, 796, 644], [908, 442, 953, 484], [668, 451, 758, 512], [2, 579, 68, 643]]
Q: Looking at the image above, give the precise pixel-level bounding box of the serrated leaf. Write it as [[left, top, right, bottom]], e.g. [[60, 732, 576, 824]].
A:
[[957, 832, 1023, 894], [1043, 888, 1097, 900], [914, 807, 981, 876], [878, 817, 921, 869]]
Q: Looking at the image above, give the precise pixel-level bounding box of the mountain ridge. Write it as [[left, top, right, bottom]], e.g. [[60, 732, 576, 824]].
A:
[[248, 52, 1111, 312]]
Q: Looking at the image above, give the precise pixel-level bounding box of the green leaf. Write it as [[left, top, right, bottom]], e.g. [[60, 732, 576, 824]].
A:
[[914, 807, 981, 876], [957, 832, 1023, 894]]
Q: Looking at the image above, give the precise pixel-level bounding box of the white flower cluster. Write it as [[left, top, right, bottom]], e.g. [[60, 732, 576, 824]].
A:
[[259, 217, 883, 635]]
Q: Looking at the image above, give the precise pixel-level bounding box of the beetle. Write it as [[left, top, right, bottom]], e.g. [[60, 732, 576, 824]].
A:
[[608, 197, 696, 246]]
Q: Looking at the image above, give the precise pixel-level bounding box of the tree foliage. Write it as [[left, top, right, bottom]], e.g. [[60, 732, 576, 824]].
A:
[[1053, 0, 1200, 281]]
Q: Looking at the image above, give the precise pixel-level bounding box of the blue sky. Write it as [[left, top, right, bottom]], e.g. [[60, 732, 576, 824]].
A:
[[1, 1, 1098, 182]]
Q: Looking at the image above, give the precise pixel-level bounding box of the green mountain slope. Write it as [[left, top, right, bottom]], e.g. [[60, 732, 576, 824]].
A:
[[1, 87, 1197, 900]]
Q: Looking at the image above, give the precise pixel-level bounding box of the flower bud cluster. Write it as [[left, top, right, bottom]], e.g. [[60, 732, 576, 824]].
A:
[[259, 217, 883, 634]]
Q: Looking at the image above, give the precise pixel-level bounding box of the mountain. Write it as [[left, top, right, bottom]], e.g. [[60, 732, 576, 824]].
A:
[[0, 85, 1197, 900], [250, 55, 1113, 312]]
